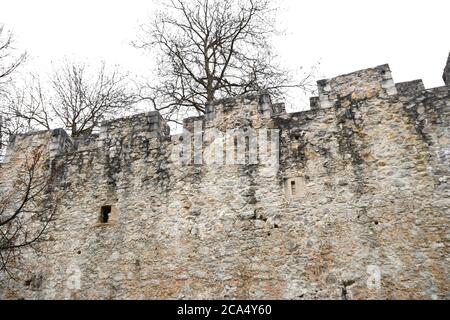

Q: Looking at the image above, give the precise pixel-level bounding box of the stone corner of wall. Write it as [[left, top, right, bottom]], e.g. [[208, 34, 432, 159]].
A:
[[443, 52, 450, 86]]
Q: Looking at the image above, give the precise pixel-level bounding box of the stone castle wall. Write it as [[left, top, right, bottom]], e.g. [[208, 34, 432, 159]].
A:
[[0, 61, 449, 300]]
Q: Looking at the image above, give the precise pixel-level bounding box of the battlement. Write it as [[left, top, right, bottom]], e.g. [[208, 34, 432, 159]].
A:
[[2, 129, 72, 163], [310, 64, 398, 110], [191, 93, 284, 126], [3, 57, 450, 164], [2, 112, 172, 163], [395, 80, 425, 96]]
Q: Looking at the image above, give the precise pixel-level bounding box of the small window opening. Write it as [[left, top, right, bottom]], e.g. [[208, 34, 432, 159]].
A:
[[100, 206, 112, 223], [291, 180, 296, 195], [245, 136, 250, 163], [234, 136, 238, 162]]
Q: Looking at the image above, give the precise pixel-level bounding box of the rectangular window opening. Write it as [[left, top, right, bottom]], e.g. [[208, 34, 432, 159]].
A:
[[234, 136, 238, 162], [245, 136, 250, 164], [291, 180, 296, 195], [100, 206, 112, 224]]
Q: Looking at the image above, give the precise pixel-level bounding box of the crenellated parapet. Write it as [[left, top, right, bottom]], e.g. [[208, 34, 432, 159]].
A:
[[395, 79, 425, 97], [97, 111, 171, 156], [185, 93, 286, 131], [2, 128, 72, 164], [2, 55, 449, 167], [1, 112, 171, 164], [310, 64, 398, 110], [99, 111, 170, 142]]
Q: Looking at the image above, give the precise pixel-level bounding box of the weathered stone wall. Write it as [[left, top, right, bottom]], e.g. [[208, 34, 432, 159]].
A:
[[0, 60, 449, 300]]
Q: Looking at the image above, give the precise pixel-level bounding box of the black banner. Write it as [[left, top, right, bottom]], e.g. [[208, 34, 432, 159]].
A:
[[0, 300, 443, 319]]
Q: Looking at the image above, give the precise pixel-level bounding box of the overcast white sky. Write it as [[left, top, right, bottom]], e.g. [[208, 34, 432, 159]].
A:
[[1, 0, 449, 109]]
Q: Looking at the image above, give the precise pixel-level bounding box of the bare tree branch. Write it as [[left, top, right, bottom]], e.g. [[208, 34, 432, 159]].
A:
[[5, 61, 140, 139], [0, 147, 64, 277], [49, 61, 139, 137], [134, 0, 317, 122], [0, 25, 27, 159], [0, 26, 27, 86]]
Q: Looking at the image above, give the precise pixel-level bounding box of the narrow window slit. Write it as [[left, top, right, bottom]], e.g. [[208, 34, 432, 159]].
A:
[[100, 206, 112, 224], [291, 181, 296, 195], [234, 136, 238, 162], [245, 136, 250, 164]]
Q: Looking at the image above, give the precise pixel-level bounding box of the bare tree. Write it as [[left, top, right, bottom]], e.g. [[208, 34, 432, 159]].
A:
[[134, 0, 316, 123], [50, 61, 138, 137], [0, 147, 63, 279], [8, 61, 139, 138], [2, 75, 50, 134], [0, 26, 26, 87], [0, 25, 27, 157], [0, 28, 56, 279]]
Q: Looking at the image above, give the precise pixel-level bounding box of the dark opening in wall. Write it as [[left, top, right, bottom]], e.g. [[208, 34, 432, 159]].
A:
[[234, 136, 238, 162], [267, 130, 272, 155], [285, 177, 305, 201], [100, 206, 112, 223], [291, 180, 296, 195], [245, 136, 250, 163]]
